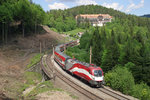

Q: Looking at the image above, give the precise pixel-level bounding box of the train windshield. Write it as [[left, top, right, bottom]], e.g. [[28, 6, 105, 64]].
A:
[[94, 70, 102, 77]]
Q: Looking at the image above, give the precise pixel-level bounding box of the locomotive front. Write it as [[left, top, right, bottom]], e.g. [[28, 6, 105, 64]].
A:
[[89, 67, 105, 87]]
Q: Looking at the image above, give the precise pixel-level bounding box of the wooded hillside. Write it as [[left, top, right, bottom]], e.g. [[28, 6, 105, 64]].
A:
[[47, 5, 150, 32], [59, 5, 150, 99], [141, 14, 150, 18], [0, 0, 47, 44]]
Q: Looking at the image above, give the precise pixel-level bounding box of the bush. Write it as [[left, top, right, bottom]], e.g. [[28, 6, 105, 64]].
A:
[[105, 65, 150, 99], [131, 83, 150, 100], [105, 66, 135, 94], [124, 62, 135, 70]]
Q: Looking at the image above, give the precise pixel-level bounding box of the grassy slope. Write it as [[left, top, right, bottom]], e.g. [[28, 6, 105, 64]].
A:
[[63, 28, 85, 36], [27, 53, 43, 68]]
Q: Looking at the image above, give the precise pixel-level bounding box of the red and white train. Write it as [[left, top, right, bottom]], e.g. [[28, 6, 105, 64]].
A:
[[54, 40, 105, 87]]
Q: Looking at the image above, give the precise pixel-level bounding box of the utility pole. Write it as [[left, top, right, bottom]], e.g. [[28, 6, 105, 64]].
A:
[[40, 41, 42, 54], [52, 44, 54, 57], [2, 22, 4, 44], [64, 44, 66, 52], [90, 46, 92, 64], [43, 40, 46, 52], [64, 37, 66, 52]]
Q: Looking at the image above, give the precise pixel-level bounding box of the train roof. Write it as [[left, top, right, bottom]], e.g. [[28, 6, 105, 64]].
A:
[[55, 44, 71, 59], [55, 41, 100, 68], [69, 58, 99, 68], [55, 44, 63, 51]]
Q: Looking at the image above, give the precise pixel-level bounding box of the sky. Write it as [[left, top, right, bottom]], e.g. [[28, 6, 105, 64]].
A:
[[32, 0, 150, 16]]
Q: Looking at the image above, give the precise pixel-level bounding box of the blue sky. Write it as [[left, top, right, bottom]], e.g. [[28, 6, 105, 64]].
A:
[[32, 0, 149, 16]]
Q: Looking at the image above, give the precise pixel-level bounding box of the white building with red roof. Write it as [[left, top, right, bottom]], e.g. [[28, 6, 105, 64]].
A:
[[76, 14, 112, 26]]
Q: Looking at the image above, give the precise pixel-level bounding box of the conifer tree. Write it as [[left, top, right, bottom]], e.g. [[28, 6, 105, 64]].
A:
[[102, 29, 119, 72], [91, 27, 102, 65]]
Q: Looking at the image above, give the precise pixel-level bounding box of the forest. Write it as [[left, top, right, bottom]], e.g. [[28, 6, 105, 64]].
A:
[[73, 23, 150, 99], [0, 0, 47, 44], [141, 14, 150, 18], [1, 1, 150, 99], [48, 5, 150, 99], [47, 5, 150, 32]]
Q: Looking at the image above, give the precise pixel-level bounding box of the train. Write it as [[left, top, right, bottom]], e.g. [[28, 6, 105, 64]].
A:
[[54, 40, 105, 87]]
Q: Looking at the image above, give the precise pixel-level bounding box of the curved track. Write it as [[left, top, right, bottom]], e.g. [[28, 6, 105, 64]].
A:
[[41, 53, 136, 100], [42, 54, 104, 100]]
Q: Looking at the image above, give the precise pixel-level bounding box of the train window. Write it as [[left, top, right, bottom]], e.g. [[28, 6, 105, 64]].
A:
[[94, 70, 102, 77]]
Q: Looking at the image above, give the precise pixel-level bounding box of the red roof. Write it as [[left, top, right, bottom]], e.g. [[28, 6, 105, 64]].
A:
[[76, 14, 112, 19]]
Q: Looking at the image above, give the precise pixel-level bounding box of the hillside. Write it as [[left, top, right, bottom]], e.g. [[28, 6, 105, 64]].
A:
[[0, 0, 48, 45], [141, 14, 150, 18], [47, 5, 150, 33], [1, 2, 150, 99], [0, 26, 65, 99], [47, 5, 150, 100]]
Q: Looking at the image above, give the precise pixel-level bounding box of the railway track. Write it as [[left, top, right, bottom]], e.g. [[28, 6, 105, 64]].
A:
[[43, 54, 104, 100], [98, 88, 131, 100], [41, 54, 136, 100]]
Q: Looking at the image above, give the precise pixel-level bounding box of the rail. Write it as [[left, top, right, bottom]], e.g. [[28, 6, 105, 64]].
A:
[[42, 54, 104, 100], [40, 50, 136, 100]]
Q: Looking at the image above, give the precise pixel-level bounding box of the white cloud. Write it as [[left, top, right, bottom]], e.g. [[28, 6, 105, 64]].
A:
[[45, 0, 51, 2], [102, 2, 124, 11], [48, 2, 68, 10], [76, 0, 97, 5], [126, 0, 144, 12], [45, 0, 75, 2]]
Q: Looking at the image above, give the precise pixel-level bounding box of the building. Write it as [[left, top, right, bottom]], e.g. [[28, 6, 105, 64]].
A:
[[77, 32, 84, 38], [76, 14, 112, 26]]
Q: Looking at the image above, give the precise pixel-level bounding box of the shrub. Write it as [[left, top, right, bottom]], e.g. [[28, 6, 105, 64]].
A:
[[105, 66, 135, 94], [131, 83, 150, 100]]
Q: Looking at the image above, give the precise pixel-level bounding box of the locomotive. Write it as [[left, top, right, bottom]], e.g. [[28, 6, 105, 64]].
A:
[[54, 40, 105, 87]]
